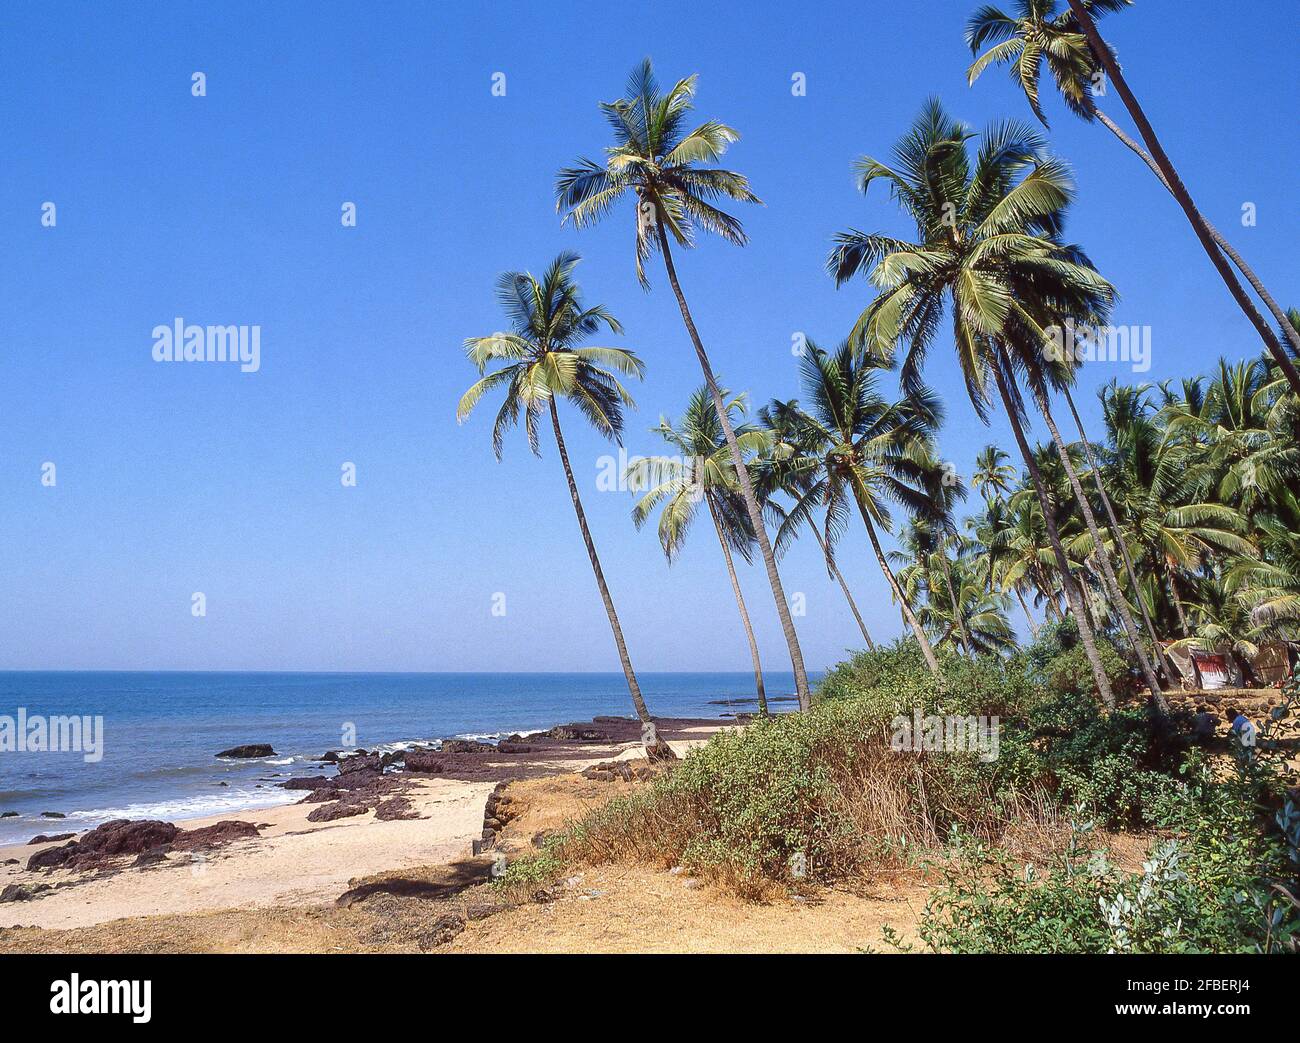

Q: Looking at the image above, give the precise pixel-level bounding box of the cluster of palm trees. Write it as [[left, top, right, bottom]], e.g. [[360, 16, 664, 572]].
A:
[[457, 3, 1297, 727]]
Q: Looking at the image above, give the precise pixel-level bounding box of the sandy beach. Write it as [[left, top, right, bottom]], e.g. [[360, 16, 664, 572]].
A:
[[0, 718, 729, 935]]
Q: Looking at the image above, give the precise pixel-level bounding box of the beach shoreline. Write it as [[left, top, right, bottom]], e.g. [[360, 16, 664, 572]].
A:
[[0, 716, 732, 934]]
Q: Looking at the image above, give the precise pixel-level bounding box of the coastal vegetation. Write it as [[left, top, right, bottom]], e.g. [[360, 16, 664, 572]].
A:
[[462, 3, 1298, 953]]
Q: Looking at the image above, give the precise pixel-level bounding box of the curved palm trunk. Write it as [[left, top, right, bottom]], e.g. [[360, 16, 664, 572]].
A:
[[654, 225, 811, 710], [850, 489, 942, 676], [1014, 587, 1039, 637], [938, 550, 974, 657], [1035, 392, 1167, 711], [993, 361, 1116, 708], [547, 399, 652, 725], [1062, 387, 1183, 686], [705, 495, 768, 714], [808, 521, 875, 650], [1066, 1, 1300, 398], [1093, 108, 1300, 364]]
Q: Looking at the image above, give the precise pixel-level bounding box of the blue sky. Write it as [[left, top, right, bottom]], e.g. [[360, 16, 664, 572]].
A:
[[1, 0, 1295, 673]]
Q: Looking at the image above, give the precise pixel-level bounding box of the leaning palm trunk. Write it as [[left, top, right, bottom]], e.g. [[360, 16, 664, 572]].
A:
[[938, 550, 974, 657], [851, 489, 942, 676], [1066, 0, 1300, 398], [547, 399, 653, 725], [1014, 587, 1039, 637], [993, 361, 1116, 708], [705, 495, 768, 714], [654, 225, 812, 710], [808, 520, 875, 650], [1061, 386, 1182, 686], [1092, 108, 1300, 365], [1035, 391, 1167, 712]]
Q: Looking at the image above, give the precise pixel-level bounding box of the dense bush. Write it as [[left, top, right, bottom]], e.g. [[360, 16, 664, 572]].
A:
[[557, 694, 1039, 896], [522, 636, 1296, 953]]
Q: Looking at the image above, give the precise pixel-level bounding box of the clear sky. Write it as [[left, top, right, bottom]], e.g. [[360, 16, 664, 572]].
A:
[[1, 0, 1295, 673]]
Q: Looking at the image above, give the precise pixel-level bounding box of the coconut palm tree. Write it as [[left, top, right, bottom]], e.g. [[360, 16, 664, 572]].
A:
[[973, 445, 1017, 504], [457, 253, 658, 728], [827, 100, 1117, 706], [1101, 383, 1255, 641], [773, 341, 946, 676], [757, 401, 877, 651], [556, 60, 813, 710], [627, 386, 771, 714], [963, 0, 1300, 396]]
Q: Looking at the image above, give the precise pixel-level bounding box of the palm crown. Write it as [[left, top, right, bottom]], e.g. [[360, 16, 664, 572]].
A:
[[556, 59, 762, 286], [772, 342, 943, 553], [457, 252, 645, 454], [965, 0, 1131, 125], [628, 386, 768, 562], [828, 99, 1113, 418]]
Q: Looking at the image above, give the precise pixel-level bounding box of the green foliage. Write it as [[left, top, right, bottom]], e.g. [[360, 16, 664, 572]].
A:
[[915, 803, 1276, 954], [491, 846, 565, 900]]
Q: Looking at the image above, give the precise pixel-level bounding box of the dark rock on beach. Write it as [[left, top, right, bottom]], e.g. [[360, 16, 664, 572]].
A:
[[27, 819, 178, 871], [27, 833, 75, 845], [374, 797, 419, 821], [216, 744, 275, 759], [282, 775, 333, 791], [403, 750, 446, 773], [0, 882, 51, 903], [25, 817, 261, 872], [170, 820, 259, 851], [441, 739, 493, 755], [337, 752, 382, 776], [306, 801, 369, 823], [547, 725, 611, 742]]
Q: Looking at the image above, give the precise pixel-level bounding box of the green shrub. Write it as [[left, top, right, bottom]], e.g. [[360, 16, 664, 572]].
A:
[[912, 808, 1273, 954]]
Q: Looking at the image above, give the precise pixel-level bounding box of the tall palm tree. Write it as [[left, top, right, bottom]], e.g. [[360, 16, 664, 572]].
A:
[[627, 386, 770, 714], [1062, 384, 1172, 679], [757, 401, 877, 651], [457, 253, 658, 728], [963, 0, 1300, 395], [556, 60, 814, 710], [774, 341, 946, 676], [1009, 303, 1169, 705], [828, 100, 1117, 706]]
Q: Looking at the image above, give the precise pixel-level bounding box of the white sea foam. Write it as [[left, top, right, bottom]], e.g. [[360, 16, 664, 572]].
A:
[[55, 787, 298, 828]]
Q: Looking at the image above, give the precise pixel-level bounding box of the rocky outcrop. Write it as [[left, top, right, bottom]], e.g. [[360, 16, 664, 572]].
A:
[[374, 797, 419, 821], [403, 750, 445, 774], [27, 819, 178, 871], [170, 820, 259, 851], [306, 801, 369, 823], [0, 882, 51, 903], [441, 739, 493, 755], [25, 817, 262, 872], [547, 725, 610, 742], [216, 744, 275, 759], [27, 832, 75, 845], [337, 752, 382, 776]]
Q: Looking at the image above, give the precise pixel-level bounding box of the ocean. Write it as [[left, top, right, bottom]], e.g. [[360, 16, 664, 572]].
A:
[[0, 671, 804, 845]]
